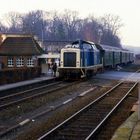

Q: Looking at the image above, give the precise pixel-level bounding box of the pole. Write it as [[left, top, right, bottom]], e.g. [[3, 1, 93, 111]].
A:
[[41, 11, 44, 44], [98, 29, 103, 44], [138, 82, 140, 120]]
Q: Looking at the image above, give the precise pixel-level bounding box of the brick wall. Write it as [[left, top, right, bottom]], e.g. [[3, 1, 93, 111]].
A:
[[0, 67, 41, 85]]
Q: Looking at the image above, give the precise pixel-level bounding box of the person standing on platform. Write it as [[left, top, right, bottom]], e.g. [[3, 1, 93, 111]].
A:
[[52, 63, 57, 77]]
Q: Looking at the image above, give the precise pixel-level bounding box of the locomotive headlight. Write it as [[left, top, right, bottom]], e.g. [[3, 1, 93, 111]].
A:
[[76, 49, 80, 68], [60, 61, 63, 67], [76, 61, 80, 67]]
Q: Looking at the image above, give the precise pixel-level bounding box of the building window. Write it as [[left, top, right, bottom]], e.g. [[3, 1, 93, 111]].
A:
[[16, 57, 24, 67], [7, 57, 14, 67], [27, 58, 34, 67]]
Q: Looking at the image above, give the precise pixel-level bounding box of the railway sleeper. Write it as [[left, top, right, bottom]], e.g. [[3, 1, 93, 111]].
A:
[[56, 133, 87, 140], [71, 121, 98, 126], [79, 115, 99, 119], [68, 124, 94, 130], [68, 122, 100, 130], [76, 118, 100, 122], [58, 129, 89, 136]]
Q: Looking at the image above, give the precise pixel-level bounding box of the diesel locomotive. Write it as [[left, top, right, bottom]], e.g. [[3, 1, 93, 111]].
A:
[[58, 40, 134, 79]]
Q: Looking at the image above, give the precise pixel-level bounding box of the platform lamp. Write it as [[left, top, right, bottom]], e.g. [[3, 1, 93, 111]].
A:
[[138, 82, 140, 120], [41, 14, 44, 45], [97, 28, 103, 44]]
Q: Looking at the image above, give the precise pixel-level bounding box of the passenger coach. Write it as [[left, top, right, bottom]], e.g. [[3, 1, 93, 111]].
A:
[[97, 44, 134, 68]]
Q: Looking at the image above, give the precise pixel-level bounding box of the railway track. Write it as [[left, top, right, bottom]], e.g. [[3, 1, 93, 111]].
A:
[[38, 81, 137, 140], [0, 81, 77, 110], [0, 82, 84, 110], [0, 78, 57, 97], [0, 80, 91, 138]]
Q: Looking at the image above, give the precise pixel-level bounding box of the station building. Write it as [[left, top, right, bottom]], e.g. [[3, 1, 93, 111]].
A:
[[0, 34, 45, 84]]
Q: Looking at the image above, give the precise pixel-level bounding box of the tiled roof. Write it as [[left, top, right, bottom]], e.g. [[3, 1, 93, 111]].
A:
[[0, 36, 45, 56]]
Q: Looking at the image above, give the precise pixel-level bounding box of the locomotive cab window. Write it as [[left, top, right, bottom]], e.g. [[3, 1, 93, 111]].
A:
[[83, 43, 93, 50], [71, 44, 79, 48], [64, 52, 76, 67], [65, 44, 79, 48], [92, 44, 98, 51]]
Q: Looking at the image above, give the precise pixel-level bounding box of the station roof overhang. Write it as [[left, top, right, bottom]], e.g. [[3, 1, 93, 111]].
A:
[[38, 54, 60, 59]]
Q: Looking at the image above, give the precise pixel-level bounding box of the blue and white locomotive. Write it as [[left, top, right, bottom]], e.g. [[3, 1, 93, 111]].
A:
[[58, 40, 103, 79], [58, 39, 134, 79]]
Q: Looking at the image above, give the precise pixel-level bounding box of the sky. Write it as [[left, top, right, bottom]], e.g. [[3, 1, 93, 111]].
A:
[[0, 0, 140, 47]]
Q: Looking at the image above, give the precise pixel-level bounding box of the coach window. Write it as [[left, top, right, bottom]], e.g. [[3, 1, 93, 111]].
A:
[[7, 57, 14, 67], [16, 57, 24, 67]]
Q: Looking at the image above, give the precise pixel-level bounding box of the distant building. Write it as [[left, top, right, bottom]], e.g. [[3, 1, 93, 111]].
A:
[[37, 40, 72, 75], [43, 40, 73, 53]]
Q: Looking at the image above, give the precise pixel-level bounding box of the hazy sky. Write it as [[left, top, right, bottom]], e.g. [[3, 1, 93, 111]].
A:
[[0, 0, 140, 46]]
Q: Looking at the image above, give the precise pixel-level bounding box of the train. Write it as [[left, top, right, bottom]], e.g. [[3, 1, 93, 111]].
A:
[[58, 40, 134, 79]]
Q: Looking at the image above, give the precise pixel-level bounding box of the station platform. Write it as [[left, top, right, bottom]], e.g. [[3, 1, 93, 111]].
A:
[[0, 76, 56, 92], [111, 111, 140, 140]]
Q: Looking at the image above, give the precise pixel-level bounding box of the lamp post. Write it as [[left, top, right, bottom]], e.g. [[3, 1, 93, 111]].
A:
[[98, 28, 103, 44], [40, 11, 45, 51], [41, 12, 44, 44], [138, 82, 140, 120]]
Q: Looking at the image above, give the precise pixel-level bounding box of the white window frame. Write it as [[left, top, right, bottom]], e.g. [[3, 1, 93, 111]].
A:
[[27, 58, 34, 67], [16, 57, 24, 67], [7, 57, 14, 67]]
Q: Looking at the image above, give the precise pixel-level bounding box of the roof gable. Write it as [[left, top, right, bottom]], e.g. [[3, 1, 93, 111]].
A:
[[0, 36, 45, 56]]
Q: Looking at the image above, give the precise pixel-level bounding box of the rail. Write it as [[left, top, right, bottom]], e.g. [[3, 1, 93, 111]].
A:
[[38, 81, 137, 140]]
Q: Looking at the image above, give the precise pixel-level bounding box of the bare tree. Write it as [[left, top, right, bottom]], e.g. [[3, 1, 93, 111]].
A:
[[100, 14, 123, 36], [47, 11, 62, 40], [61, 10, 80, 40], [80, 16, 99, 42], [0, 22, 8, 32], [3, 12, 23, 33], [0, 10, 122, 47], [22, 10, 45, 38]]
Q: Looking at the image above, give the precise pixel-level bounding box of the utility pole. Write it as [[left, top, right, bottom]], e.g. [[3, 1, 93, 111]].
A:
[[138, 82, 140, 120], [97, 28, 103, 44], [41, 11, 45, 51]]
